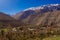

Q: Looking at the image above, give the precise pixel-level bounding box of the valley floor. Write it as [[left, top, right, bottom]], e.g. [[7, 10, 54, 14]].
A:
[[0, 26, 60, 40]]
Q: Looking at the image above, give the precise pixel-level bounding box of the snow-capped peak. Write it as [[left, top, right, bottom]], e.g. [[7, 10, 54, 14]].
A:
[[24, 7, 44, 11], [24, 7, 36, 11], [50, 4, 59, 6], [24, 4, 60, 11]]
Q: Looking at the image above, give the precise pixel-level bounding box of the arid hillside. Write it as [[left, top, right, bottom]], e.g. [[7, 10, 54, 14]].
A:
[[13, 4, 60, 26]]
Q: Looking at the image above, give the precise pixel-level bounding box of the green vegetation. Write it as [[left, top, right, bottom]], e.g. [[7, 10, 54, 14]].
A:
[[0, 25, 60, 40], [44, 35, 60, 40]]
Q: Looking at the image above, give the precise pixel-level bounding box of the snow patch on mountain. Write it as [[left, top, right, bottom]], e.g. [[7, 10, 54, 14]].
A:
[[24, 4, 60, 11]]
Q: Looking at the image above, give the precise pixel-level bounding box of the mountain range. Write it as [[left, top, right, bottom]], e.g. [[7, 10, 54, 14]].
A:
[[0, 4, 60, 27], [13, 4, 60, 26]]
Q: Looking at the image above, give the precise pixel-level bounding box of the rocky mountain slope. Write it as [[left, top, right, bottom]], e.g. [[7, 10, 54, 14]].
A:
[[0, 12, 22, 27], [0, 12, 14, 20], [13, 4, 60, 26]]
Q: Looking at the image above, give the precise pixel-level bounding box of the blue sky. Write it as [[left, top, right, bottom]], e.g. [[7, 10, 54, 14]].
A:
[[0, 0, 60, 15]]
